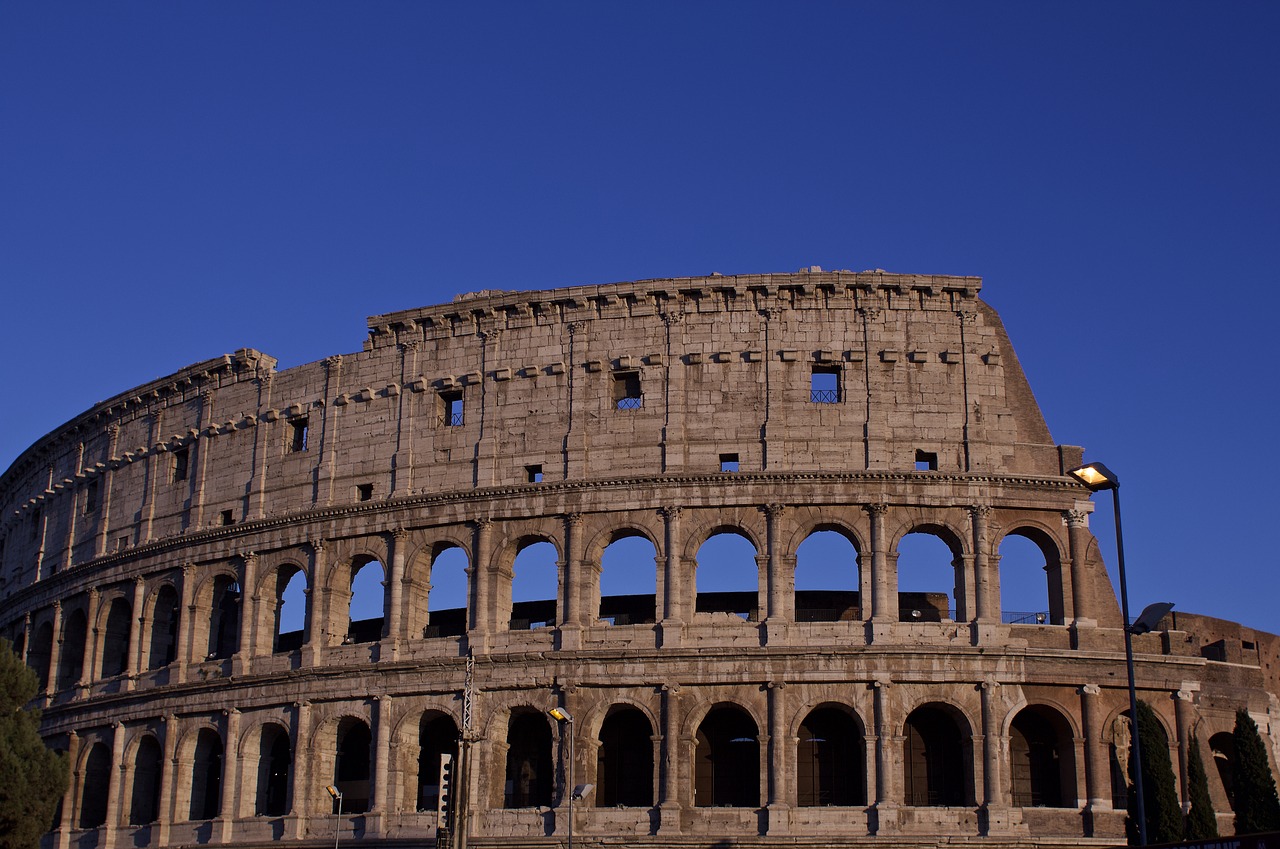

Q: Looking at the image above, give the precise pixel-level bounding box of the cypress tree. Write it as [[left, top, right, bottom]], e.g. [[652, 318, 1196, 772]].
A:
[[1184, 735, 1219, 840], [1232, 708, 1280, 835], [1126, 700, 1183, 845], [0, 639, 70, 849]]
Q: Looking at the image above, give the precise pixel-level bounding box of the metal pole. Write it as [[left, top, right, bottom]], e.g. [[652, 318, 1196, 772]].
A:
[[567, 721, 575, 849], [333, 792, 343, 849], [1113, 486, 1148, 847]]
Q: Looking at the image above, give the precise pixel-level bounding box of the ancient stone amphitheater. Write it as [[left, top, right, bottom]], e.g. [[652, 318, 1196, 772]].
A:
[[2, 270, 1276, 849]]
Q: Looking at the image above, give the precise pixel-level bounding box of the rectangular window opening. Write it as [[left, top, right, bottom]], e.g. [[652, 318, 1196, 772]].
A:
[[613, 371, 643, 410], [85, 480, 99, 514], [810, 365, 842, 404], [914, 450, 938, 471], [440, 391, 464, 427], [29, 509, 40, 541], [115, 535, 129, 552], [526, 464, 543, 483], [720, 453, 740, 473], [289, 417, 310, 452], [173, 446, 190, 482], [357, 483, 373, 502], [220, 509, 235, 526]]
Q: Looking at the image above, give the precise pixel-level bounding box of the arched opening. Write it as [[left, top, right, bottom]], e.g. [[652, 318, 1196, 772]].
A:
[[347, 560, 386, 644], [1009, 706, 1075, 807], [795, 529, 861, 622], [904, 704, 969, 806], [255, 724, 292, 817], [597, 707, 654, 806], [1209, 731, 1235, 810], [896, 531, 959, 622], [58, 608, 87, 690], [334, 718, 372, 813], [999, 530, 1063, 625], [275, 567, 307, 653], [190, 728, 224, 820], [503, 710, 553, 808], [425, 546, 468, 638], [129, 736, 163, 825], [100, 597, 132, 678], [694, 705, 760, 808], [79, 742, 112, 828], [416, 713, 460, 811], [510, 540, 558, 630], [797, 705, 865, 806], [599, 533, 658, 625], [1109, 709, 1168, 809], [694, 531, 759, 620], [147, 585, 180, 669], [207, 576, 240, 660], [28, 621, 53, 690]]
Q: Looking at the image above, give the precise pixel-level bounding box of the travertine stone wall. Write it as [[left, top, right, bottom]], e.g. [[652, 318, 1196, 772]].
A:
[[0, 270, 1275, 849]]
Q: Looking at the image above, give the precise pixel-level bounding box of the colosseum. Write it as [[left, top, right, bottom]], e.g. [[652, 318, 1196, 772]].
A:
[[2, 269, 1277, 849]]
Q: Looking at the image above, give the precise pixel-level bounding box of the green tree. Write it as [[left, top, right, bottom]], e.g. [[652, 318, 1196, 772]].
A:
[[1184, 735, 1219, 840], [1126, 700, 1183, 846], [0, 638, 69, 849], [1232, 708, 1280, 836]]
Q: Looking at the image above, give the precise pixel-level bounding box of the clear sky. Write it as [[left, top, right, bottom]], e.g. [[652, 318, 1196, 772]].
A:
[[2, 3, 1277, 634]]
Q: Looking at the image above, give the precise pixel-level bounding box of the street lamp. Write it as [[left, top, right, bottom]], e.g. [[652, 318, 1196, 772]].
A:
[[325, 784, 343, 849], [547, 707, 577, 849], [1069, 462, 1173, 846]]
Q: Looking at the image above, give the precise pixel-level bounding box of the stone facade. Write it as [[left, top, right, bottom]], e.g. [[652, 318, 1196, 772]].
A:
[[0, 269, 1276, 849]]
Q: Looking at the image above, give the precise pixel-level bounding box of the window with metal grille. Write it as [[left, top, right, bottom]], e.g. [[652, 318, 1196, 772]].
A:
[[810, 365, 841, 403], [613, 371, 642, 410], [289, 417, 309, 452], [173, 446, 189, 482], [440, 391, 464, 426]]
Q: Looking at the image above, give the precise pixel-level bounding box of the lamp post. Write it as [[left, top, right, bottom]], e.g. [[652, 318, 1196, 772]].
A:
[[1069, 462, 1173, 846], [547, 707, 575, 849], [325, 784, 343, 849]]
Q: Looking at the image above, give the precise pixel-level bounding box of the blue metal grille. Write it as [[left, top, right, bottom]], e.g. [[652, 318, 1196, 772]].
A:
[[616, 396, 643, 410], [810, 389, 840, 404]]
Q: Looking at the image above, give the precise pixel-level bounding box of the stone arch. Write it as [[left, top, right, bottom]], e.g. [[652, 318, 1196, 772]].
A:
[[903, 701, 974, 806], [261, 562, 308, 653], [99, 594, 133, 678], [145, 581, 180, 670], [504, 534, 561, 631], [502, 708, 554, 808], [331, 715, 373, 813], [344, 555, 387, 644], [128, 733, 164, 825], [596, 704, 655, 807], [693, 527, 761, 621], [794, 524, 863, 623], [28, 618, 53, 690], [189, 569, 241, 662], [189, 726, 225, 820], [997, 523, 1068, 626], [597, 527, 660, 626], [411, 710, 460, 813], [894, 521, 968, 623], [795, 702, 866, 806], [1008, 704, 1077, 807], [57, 605, 87, 690], [693, 702, 761, 808], [254, 722, 293, 817], [78, 740, 112, 828], [422, 541, 469, 638], [1208, 731, 1235, 810], [1106, 705, 1173, 809]]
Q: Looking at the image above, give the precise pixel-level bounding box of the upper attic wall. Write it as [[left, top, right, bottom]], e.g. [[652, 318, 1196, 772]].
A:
[[0, 270, 1072, 592]]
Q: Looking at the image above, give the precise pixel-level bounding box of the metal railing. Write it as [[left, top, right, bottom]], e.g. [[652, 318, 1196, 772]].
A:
[[615, 396, 643, 410], [445, 410, 464, 427], [810, 388, 840, 404]]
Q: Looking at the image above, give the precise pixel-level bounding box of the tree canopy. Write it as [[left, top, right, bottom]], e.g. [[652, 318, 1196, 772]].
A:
[[1232, 708, 1280, 835], [0, 638, 70, 849], [1126, 699, 1182, 846], [1184, 735, 1219, 840]]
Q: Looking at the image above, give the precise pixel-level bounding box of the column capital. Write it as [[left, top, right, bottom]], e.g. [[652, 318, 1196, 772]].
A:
[[969, 504, 992, 520], [1064, 509, 1090, 528], [399, 339, 420, 353], [858, 306, 882, 322], [323, 355, 343, 371], [471, 517, 493, 531], [660, 505, 682, 521], [391, 527, 408, 541], [761, 503, 786, 519], [563, 512, 583, 528], [865, 502, 889, 518], [1080, 683, 1102, 697], [309, 538, 326, 555]]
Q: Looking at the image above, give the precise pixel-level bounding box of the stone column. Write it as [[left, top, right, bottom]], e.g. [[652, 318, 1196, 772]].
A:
[[867, 504, 894, 636], [657, 683, 682, 833], [371, 695, 392, 834], [980, 678, 1008, 824], [289, 701, 312, 838], [1080, 684, 1111, 812], [157, 716, 177, 847], [317, 355, 344, 506], [468, 518, 493, 654], [763, 504, 788, 643], [659, 506, 684, 648], [218, 708, 241, 841], [19, 612, 31, 667], [559, 513, 583, 650], [970, 506, 997, 631], [871, 677, 898, 834], [102, 722, 126, 849], [45, 601, 62, 698], [125, 577, 145, 690], [1065, 509, 1095, 626], [175, 565, 195, 684], [189, 390, 214, 529], [391, 340, 418, 496], [386, 529, 406, 657], [94, 425, 120, 557], [234, 552, 258, 674], [303, 540, 326, 667], [82, 588, 101, 693], [139, 412, 161, 541], [1174, 686, 1198, 811], [57, 730, 80, 849], [766, 680, 790, 825]]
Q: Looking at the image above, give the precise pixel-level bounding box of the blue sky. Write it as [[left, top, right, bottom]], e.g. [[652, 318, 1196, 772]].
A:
[[2, 3, 1277, 635]]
